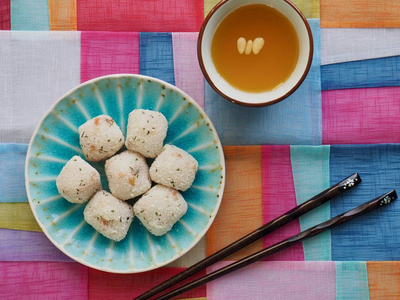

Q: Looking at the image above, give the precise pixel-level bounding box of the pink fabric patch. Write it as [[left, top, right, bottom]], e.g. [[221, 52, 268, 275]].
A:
[[322, 87, 400, 144], [207, 261, 336, 300], [81, 31, 140, 83], [172, 32, 204, 108], [261, 146, 304, 261], [77, 0, 203, 32], [88, 267, 206, 299], [0, 0, 10, 30], [0, 262, 88, 299]]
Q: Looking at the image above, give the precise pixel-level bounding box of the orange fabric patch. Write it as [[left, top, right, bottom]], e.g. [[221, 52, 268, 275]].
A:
[[367, 261, 400, 299], [49, 0, 77, 30], [206, 146, 263, 260], [321, 0, 400, 28]]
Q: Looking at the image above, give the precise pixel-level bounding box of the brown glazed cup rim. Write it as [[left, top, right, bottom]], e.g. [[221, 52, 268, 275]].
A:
[[197, 0, 314, 107]]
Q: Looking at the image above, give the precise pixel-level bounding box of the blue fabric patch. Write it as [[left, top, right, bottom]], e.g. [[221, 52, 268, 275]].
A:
[[0, 144, 28, 202], [330, 144, 400, 261], [204, 19, 322, 145], [291, 145, 331, 260], [139, 32, 175, 86], [336, 261, 370, 300], [11, 0, 50, 30], [322, 55, 400, 90]]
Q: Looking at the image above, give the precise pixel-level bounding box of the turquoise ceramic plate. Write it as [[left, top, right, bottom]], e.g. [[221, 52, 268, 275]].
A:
[[25, 74, 225, 273]]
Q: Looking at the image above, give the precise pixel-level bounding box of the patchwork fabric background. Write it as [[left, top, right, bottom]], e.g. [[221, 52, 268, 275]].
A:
[[1, 0, 400, 299]]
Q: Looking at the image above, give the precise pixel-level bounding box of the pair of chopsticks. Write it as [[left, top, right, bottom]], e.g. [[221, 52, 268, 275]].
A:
[[135, 173, 397, 300]]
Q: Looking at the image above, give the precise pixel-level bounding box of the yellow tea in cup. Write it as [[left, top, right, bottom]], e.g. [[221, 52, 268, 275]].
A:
[[211, 4, 299, 92]]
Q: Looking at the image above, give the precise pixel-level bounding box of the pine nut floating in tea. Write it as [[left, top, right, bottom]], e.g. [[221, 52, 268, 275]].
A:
[[211, 4, 300, 92]]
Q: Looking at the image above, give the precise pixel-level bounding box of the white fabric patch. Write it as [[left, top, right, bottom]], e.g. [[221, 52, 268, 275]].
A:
[[0, 31, 80, 143], [321, 28, 400, 65]]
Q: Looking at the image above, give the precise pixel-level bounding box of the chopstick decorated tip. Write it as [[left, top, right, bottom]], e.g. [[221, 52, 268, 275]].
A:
[[154, 190, 397, 300], [135, 173, 361, 300]]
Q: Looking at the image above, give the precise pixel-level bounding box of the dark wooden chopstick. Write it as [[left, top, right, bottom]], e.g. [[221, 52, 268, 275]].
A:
[[154, 190, 397, 300], [135, 173, 361, 300]]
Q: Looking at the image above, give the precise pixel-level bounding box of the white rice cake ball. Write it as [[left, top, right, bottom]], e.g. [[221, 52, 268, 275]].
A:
[[125, 109, 168, 158], [105, 150, 151, 200], [149, 145, 198, 191], [56, 156, 102, 203], [79, 115, 124, 161], [84, 190, 134, 242], [134, 184, 188, 236]]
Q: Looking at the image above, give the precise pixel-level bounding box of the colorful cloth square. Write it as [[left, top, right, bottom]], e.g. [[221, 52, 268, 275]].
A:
[[2, 1, 400, 299]]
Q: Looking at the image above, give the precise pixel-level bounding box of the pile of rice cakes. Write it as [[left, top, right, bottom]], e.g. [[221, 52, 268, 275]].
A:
[[56, 110, 198, 242]]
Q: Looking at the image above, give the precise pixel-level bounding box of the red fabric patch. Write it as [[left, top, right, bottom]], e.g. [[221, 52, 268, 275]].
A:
[[77, 0, 203, 32], [0, 262, 88, 299], [88, 267, 207, 299], [0, 0, 10, 30], [322, 87, 400, 144], [262, 145, 305, 261], [81, 31, 140, 83]]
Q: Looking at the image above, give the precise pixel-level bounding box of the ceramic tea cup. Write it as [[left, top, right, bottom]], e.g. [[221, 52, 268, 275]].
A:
[[198, 0, 313, 107]]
